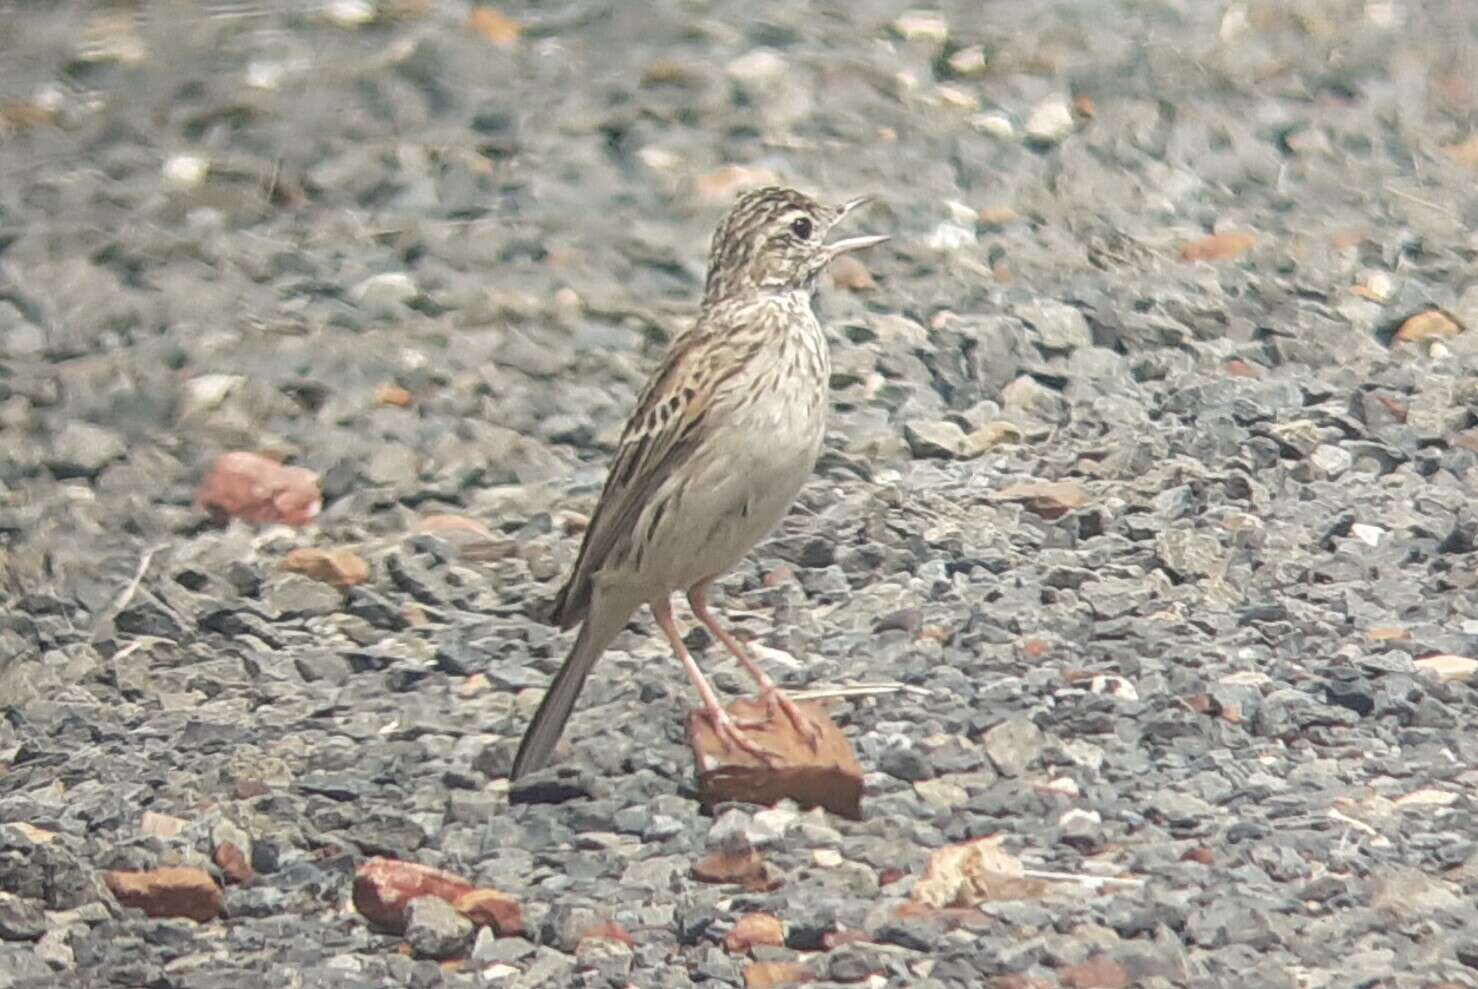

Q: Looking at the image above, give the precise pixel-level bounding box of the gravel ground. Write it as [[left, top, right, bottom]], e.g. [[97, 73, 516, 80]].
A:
[[4, 1, 1478, 987]]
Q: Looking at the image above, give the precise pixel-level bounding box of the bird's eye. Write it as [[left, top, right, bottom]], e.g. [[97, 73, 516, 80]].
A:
[[790, 217, 813, 239]]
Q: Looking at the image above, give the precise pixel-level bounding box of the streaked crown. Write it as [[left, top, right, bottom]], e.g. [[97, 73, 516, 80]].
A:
[[701, 186, 885, 306]]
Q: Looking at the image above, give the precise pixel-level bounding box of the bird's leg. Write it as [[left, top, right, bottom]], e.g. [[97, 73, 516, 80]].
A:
[[687, 579, 821, 749], [651, 595, 776, 764]]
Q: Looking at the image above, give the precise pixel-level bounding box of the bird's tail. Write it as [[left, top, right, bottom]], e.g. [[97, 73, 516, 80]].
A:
[[510, 590, 639, 780]]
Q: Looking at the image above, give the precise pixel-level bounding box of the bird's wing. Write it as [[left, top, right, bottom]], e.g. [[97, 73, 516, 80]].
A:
[[549, 315, 758, 627]]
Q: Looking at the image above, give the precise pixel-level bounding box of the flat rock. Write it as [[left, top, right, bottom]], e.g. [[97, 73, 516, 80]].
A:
[[689, 698, 862, 821]]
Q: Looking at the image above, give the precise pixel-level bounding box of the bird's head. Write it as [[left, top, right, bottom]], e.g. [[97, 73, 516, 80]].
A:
[[702, 186, 887, 305]]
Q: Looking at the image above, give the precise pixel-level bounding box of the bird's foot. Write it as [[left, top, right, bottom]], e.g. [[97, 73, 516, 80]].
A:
[[733, 688, 822, 751], [705, 707, 779, 764]]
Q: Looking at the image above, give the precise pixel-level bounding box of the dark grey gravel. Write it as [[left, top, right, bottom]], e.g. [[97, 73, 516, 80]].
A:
[[4, 1, 1478, 987]]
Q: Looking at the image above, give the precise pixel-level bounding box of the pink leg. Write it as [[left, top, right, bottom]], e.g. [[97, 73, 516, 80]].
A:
[[687, 579, 820, 749], [651, 596, 774, 763]]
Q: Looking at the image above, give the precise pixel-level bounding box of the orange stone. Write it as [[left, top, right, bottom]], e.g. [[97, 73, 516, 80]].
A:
[[104, 867, 223, 923], [743, 961, 817, 989], [688, 697, 862, 820], [691, 845, 781, 893], [723, 912, 785, 955], [1179, 231, 1256, 263], [281, 547, 370, 589]]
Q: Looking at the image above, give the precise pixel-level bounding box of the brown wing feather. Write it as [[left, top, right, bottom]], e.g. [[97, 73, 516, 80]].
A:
[[549, 326, 727, 628]]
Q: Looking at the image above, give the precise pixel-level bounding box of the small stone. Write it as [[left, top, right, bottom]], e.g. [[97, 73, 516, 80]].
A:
[[724, 912, 785, 955], [280, 547, 370, 589], [180, 373, 244, 417], [1414, 655, 1478, 683], [196, 452, 322, 527], [994, 481, 1088, 520], [690, 697, 862, 821], [414, 514, 494, 538], [323, 0, 374, 26], [726, 49, 786, 85], [34, 927, 73, 968], [691, 845, 779, 892], [575, 936, 634, 981], [104, 867, 223, 923], [971, 112, 1015, 139], [139, 811, 188, 839], [1395, 309, 1463, 343], [375, 383, 413, 407], [264, 573, 344, 616], [982, 718, 1042, 777], [1000, 375, 1062, 420], [354, 858, 475, 933], [964, 422, 1023, 455], [926, 222, 976, 252], [948, 44, 987, 76], [744, 961, 818, 989], [828, 254, 877, 292], [904, 420, 968, 459], [1024, 99, 1075, 143], [212, 841, 253, 885], [364, 442, 421, 486], [453, 888, 524, 937], [1180, 231, 1256, 262], [1351, 270, 1394, 302], [1017, 299, 1091, 352], [1309, 444, 1353, 479], [1394, 788, 1457, 809], [1445, 135, 1478, 165], [892, 9, 948, 41], [977, 205, 1020, 227], [574, 920, 635, 949], [912, 835, 1040, 908], [467, 6, 520, 47], [1155, 530, 1222, 579], [162, 154, 209, 188], [914, 779, 967, 810], [354, 272, 418, 310], [508, 764, 596, 805], [48, 421, 127, 477], [1059, 955, 1129, 989], [0, 892, 46, 941], [1368, 868, 1462, 917], [696, 165, 781, 205], [405, 895, 473, 960]]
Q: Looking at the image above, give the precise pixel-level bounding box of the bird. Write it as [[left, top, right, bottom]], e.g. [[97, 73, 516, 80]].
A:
[[510, 186, 888, 780]]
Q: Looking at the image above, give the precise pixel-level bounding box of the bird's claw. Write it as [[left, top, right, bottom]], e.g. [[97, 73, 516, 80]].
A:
[[732, 689, 822, 751], [707, 709, 780, 765]]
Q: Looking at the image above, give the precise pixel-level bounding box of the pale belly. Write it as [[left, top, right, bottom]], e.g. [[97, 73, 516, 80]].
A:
[[616, 374, 824, 594]]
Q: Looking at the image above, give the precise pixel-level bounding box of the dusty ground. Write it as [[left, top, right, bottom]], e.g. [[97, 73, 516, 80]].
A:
[[3, 1, 1478, 987]]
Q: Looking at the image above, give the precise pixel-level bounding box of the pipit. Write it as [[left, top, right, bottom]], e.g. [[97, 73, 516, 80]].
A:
[[510, 186, 888, 780]]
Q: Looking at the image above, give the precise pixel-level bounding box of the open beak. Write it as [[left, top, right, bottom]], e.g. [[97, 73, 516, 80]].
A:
[[826, 196, 889, 256]]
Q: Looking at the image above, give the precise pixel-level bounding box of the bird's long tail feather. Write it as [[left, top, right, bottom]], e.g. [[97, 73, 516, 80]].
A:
[[510, 591, 639, 779]]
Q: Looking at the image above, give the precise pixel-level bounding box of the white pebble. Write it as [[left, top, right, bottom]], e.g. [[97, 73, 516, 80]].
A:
[[637, 146, 681, 172], [726, 49, 786, 85], [322, 0, 375, 27], [162, 154, 209, 188], [893, 10, 948, 42], [1351, 523, 1384, 547], [1024, 99, 1075, 143], [970, 112, 1015, 139], [926, 222, 976, 252], [1310, 444, 1354, 479], [354, 272, 417, 308]]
